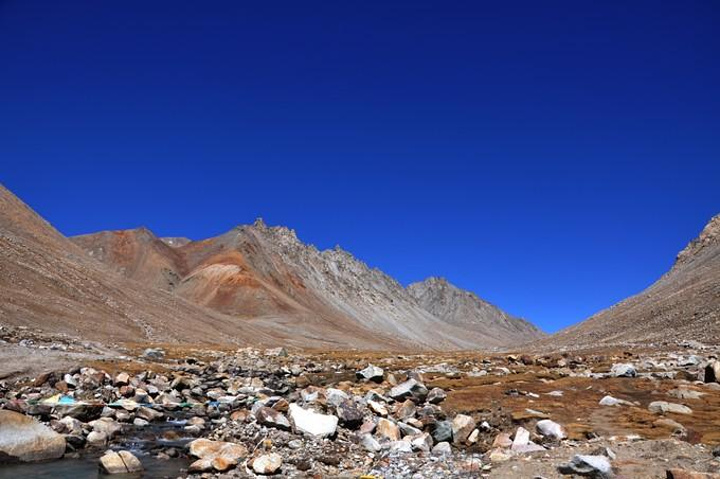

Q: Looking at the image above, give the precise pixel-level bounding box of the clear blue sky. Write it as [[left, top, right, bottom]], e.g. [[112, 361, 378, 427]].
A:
[[1, 1, 719, 333]]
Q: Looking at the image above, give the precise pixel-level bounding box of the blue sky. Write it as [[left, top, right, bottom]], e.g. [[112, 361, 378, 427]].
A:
[[1, 0, 719, 332]]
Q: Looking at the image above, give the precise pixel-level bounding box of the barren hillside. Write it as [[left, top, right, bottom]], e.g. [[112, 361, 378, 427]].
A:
[[0, 185, 282, 347], [541, 214, 720, 350]]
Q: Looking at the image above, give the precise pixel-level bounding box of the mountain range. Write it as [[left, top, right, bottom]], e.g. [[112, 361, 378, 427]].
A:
[[1, 184, 542, 350], [1, 183, 717, 351]]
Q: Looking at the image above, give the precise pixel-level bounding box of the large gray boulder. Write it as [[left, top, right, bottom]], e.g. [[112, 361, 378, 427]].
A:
[[0, 410, 66, 463]]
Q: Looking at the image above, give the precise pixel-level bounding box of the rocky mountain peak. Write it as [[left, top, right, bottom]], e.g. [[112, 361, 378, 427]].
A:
[[675, 213, 720, 267]]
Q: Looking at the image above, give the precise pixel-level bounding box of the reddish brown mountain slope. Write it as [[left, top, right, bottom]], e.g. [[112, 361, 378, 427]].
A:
[[72, 220, 542, 350], [542, 214, 720, 350]]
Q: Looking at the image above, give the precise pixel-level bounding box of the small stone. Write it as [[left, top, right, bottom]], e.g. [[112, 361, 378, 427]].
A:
[[410, 432, 433, 452], [427, 387, 447, 404], [336, 400, 364, 429], [451, 414, 476, 445], [389, 440, 412, 454], [361, 433, 382, 452], [610, 363, 636, 377], [431, 420, 453, 443], [558, 454, 613, 478], [356, 364, 384, 382], [654, 418, 686, 433], [511, 426, 530, 450], [492, 432, 513, 448], [252, 453, 283, 475], [187, 438, 249, 470], [667, 388, 705, 400], [376, 418, 401, 441], [536, 419, 567, 440], [599, 395, 620, 406], [389, 379, 429, 402], [114, 372, 130, 386], [431, 441, 452, 456], [368, 400, 388, 417], [255, 406, 291, 430], [648, 401, 693, 415]]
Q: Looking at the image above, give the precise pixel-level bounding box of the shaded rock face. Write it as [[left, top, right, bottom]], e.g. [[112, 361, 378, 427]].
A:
[[0, 410, 65, 463], [407, 277, 545, 347]]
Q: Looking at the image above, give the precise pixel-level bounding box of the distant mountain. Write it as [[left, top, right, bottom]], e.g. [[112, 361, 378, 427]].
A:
[[543, 214, 720, 349], [407, 277, 545, 345], [72, 219, 539, 349]]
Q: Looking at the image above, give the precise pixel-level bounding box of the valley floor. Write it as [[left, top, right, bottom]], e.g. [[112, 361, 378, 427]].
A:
[[1, 325, 719, 478]]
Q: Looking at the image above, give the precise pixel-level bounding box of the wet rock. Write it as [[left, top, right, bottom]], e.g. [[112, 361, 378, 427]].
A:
[[648, 401, 693, 415], [536, 419, 567, 440], [255, 406, 291, 430], [558, 454, 613, 478], [133, 418, 149, 427], [99, 450, 143, 474], [252, 453, 283, 475], [451, 414, 476, 445], [288, 403, 338, 438], [86, 430, 108, 447], [136, 406, 164, 422], [610, 363, 637, 377], [356, 364, 384, 382], [0, 410, 66, 463]]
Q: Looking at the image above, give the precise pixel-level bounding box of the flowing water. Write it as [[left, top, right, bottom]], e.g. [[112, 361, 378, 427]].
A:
[[0, 417, 193, 479]]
